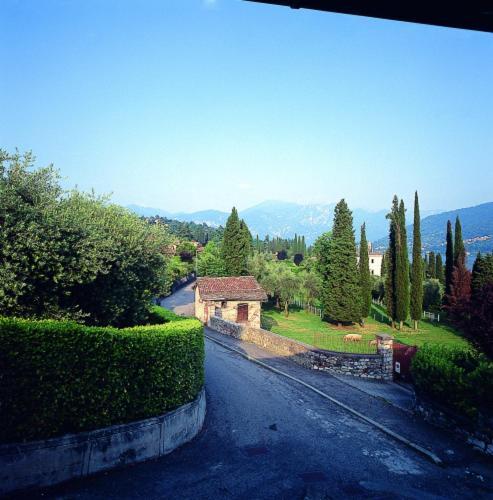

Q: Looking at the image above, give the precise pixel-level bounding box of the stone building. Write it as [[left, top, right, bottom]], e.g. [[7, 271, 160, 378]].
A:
[[194, 276, 267, 328]]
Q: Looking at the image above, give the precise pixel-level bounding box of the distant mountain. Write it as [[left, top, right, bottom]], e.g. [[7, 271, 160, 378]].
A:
[[373, 202, 493, 266], [128, 200, 390, 243]]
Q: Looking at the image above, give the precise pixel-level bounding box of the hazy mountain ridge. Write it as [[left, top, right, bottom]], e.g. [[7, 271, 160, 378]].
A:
[[128, 201, 493, 260], [373, 202, 493, 265]]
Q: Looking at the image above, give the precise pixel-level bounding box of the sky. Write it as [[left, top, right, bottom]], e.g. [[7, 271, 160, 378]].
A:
[[1, 0, 492, 214]]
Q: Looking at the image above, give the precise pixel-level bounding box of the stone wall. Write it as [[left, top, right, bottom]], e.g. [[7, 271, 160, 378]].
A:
[[209, 317, 393, 380], [415, 396, 493, 456], [195, 292, 261, 328], [0, 388, 206, 495]]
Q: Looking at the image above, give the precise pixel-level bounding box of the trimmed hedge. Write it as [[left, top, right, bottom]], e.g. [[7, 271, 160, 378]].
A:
[[146, 304, 188, 324], [0, 315, 204, 443], [411, 344, 493, 418]]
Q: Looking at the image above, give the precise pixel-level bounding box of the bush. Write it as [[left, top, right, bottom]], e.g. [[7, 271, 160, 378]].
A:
[[0, 315, 204, 443], [146, 305, 188, 324], [411, 344, 493, 418]]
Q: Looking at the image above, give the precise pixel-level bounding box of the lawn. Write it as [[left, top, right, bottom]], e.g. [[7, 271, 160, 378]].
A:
[[261, 303, 469, 354]]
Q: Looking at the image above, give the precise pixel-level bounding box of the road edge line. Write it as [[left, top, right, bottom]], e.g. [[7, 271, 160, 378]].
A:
[[205, 334, 443, 466]]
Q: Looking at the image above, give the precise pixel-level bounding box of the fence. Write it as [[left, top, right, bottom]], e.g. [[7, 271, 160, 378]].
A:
[[290, 298, 323, 318], [372, 298, 440, 323]]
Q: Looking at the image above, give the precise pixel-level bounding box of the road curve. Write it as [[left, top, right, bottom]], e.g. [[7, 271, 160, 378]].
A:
[[31, 284, 492, 499]]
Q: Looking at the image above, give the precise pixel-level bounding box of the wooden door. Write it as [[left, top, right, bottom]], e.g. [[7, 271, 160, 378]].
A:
[[236, 303, 249, 323]]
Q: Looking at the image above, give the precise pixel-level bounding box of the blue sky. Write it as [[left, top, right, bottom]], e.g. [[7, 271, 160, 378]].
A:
[[1, 0, 492, 213]]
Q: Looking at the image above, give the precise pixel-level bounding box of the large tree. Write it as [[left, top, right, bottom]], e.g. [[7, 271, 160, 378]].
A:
[[435, 253, 444, 284], [445, 220, 454, 300], [454, 216, 465, 267], [221, 207, 250, 276], [359, 223, 372, 322], [384, 198, 397, 328], [395, 199, 410, 328], [410, 191, 423, 330], [322, 200, 361, 324]]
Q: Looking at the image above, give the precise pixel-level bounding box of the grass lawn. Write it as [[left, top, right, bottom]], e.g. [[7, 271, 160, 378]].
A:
[[261, 303, 469, 354]]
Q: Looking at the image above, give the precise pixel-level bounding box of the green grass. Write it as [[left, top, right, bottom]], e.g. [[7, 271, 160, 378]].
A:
[[261, 303, 469, 354]]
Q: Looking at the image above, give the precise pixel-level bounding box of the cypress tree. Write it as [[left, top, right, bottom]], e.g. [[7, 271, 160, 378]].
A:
[[301, 235, 306, 256], [471, 253, 493, 299], [454, 216, 465, 267], [445, 220, 454, 299], [435, 253, 444, 284], [359, 223, 372, 322], [221, 207, 244, 276], [323, 199, 361, 324], [385, 197, 399, 328], [239, 219, 253, 275], [410, 191, 423, 330], [427, 251, 436, 278], [380, 252, 386, 277], [395, 199, 410, 328]]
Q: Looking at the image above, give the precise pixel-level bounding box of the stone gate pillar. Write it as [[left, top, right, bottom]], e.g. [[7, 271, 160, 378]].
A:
[[376, 333, 393, 381]]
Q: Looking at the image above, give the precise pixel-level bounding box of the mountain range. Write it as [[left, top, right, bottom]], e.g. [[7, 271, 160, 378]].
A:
[[128, 200, 493, 260]]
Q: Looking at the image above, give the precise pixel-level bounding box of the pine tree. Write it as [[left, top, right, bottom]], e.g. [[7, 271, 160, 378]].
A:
[[454, 216, 465, 267], [410, 191, 423, 330], [322, 199, 361, 324], [435, 253, 444, 284], [395, 199, 410, 328], [221, 207, 245, 276], [445, 220, 454, 300], [359, 223, 372, 322]]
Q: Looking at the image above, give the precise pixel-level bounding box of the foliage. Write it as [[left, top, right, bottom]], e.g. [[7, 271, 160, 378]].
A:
[[277, 266, 300, 316], [395, 199, 410, 325], [359, 223, 371, 320], [277, 249, 288, 260], [0, 150, 172, 327], [435, 253, 444, 284], [197, 242, 226, 277], [221, 207, 251, 276], [410, 192, 423, 328], [144, 215, 224, 245], [293, 253, 304, 266], [371, 276, 385, 301], [146, 305, 188, 324], [165, 256, 191, 289], [247, 251, 272, 282], [300, 269, 322, 306], [411, 344, 493, 418], [454, 216, 465, 267], [445, 260, 471, 327], [0, 314, 204, 443], [322, 200, 361, 324], [422, 279, 443, 312], [445, 220, 454, 299]]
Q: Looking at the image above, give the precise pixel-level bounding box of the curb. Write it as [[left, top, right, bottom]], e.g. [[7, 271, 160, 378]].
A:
[[205, 334, 442, 466]]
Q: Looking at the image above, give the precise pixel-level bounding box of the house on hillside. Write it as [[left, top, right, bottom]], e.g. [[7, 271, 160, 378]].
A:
[[357, 242, 384, 276], [194, 276, 267, 328]]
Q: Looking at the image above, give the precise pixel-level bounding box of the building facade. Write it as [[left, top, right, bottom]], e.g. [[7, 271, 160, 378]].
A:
[[194, 276, 267, 328]]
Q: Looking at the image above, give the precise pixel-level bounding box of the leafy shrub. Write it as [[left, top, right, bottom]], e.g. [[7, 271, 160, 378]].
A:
[[0, 316, 204, 443], [147, 305, 188, 324], [411, 344, 493, 418]]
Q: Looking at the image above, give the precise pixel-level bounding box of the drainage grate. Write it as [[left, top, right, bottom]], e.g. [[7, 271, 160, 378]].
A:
[[299, 471, 327, 483], [243, 446, 269, 457]]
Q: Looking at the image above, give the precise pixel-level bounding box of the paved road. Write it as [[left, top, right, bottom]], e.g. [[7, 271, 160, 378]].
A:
[[33, 284, 492, 499]]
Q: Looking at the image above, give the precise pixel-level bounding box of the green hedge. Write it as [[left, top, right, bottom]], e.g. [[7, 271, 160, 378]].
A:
[[146, 304, 188, 324], [411, 344, 493, 418], [0, 315, 204, 443]]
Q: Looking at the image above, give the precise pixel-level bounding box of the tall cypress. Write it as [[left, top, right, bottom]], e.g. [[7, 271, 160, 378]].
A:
[[359, 223, 372, 322], [445, 220, 454, 299], [239, 219, 253, 275], [380, 252, 386, 277], [427, 251, 436, 278], [410, 191, 423, 330], [435, 253, 444, 284], [323, 199, 361, 324], [221, 207, 244, 276], [454, 216, 465, 267], [395, 199, 410, 328], [385, 197, 399, 327]]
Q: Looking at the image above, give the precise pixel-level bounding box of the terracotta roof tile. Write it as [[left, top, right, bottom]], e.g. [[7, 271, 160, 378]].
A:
[[196, 276, 268, 301]]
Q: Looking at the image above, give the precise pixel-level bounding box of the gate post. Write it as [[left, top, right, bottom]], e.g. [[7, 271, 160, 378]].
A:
[[376, 333, 393, 381]]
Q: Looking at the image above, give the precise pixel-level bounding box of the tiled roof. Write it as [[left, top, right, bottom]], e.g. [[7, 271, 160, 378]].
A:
[[196, 276, 268, 301]]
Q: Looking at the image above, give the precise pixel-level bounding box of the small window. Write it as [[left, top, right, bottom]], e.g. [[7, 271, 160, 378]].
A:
[[371, 270, 374, 275], [237, 303, 249, 323], [371, 258, 374, 264]]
